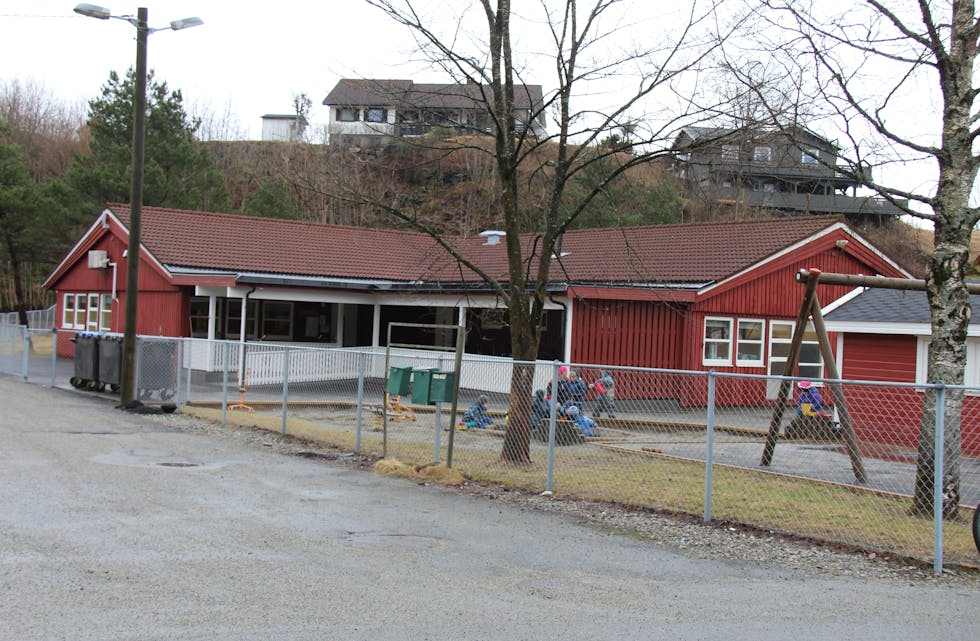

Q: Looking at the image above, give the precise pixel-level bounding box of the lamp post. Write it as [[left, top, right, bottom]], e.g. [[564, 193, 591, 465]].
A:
[[73, 4, 202, 406]]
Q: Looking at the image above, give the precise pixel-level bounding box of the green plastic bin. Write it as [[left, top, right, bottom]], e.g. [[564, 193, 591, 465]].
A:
[[429, 370, 455, 403], [412, 367, 439, 405], [386, 365, 412, 396]]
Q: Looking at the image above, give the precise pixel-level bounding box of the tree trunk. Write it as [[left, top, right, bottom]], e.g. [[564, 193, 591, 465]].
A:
[[909, 0, 977, 517], [912, 233, 968, 517], [4, 236, 29, 328]]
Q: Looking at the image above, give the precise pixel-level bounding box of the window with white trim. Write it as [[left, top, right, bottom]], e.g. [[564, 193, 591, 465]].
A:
[[62, 294, 77, 329], [753, 145, 772, 162], [703, 317, 733, 365], [336, 107, 359, 122], [61, 292, 111, 331], [100, 295, 112, 332], [801, 147, 820, 165], [86, 294, 100, 331], [736, 319, 765, 367], [365, 108, 387, 123], [769, 320, 823, 380]]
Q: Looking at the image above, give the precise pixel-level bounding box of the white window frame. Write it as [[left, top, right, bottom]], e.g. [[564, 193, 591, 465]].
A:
[[336, 107, 359, 122], [802, 147, 820, 165], [365, 108, 387, 123], [736, 319, 765, 367], [62, 293, 78, 329], [916, 337, 980, 389], [62, 292, 111, 331], [99, 294, 112, 332], [74, 294, 87, 329], [753, 145, 772, 162], [769, 320, 824, 380], [86, 294, 100, 331], [703, 317, 733, 366]]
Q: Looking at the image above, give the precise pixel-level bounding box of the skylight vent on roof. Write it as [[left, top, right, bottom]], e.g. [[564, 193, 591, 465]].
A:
[[479, 230, 506, 246]]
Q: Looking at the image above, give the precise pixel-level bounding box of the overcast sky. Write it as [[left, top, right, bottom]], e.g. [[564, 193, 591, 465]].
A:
[[0, 0, 444, 138]]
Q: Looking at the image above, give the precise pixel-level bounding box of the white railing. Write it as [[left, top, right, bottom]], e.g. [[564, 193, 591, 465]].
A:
[[0, 305, 56, 330], [177, 338, 557, 392]]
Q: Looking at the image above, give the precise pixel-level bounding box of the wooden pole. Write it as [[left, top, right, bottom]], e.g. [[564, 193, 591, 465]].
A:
[[795, 270, 980, 294], [809, 293, 867, 483], [761, 270, 820, 466]]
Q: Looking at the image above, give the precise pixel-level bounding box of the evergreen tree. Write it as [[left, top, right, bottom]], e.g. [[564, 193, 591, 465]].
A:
[[0, 122, 75, 320], [68, 69, 228, 212], [243, 177, 299, 219]]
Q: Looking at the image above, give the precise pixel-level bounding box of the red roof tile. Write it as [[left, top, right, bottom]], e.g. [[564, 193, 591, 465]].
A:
[[109, 205, 846, 287]]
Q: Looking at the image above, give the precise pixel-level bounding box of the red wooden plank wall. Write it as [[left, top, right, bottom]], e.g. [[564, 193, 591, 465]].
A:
[[570, 299, 686, 399]]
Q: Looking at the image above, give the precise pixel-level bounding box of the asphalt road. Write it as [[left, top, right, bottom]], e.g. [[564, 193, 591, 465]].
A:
[[0, 376, 976, 641]]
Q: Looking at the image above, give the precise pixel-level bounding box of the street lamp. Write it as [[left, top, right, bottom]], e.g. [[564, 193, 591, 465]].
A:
[[74, 4, 202, 407]]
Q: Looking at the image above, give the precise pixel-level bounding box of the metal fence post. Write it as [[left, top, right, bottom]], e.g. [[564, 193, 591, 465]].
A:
[[704, 370, 716, 523], [546, 360, 560, 493], [186, 339, 194, 403], [933, 383, 945, 575], [49, 329, 58, 388], [433, 354, 447, 464], [281, 347, 290, 435], [21, 326, 29, 382], [221, 342, 230, 427], [354, 350, 366, 452], [174, 338, 184, 409]]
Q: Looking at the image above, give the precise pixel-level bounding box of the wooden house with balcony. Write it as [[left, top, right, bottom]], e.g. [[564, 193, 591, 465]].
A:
[[671, 126, 907, 220], [323, 78, 546, 146]]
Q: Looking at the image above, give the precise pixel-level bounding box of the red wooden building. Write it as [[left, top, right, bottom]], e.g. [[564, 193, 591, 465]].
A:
[[45, 205, 909, 404], [823, 287, 980, 456]]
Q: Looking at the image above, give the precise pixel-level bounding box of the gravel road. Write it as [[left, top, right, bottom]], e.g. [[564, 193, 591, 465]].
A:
[[0, 376, 977, 641]]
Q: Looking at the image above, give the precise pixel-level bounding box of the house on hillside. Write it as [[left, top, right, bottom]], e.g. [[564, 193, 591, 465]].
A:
[[260, 114, 302, 142], [822, 287, 980, 455], [44, 206, 909, 404], [323, 78, 546, 146], [671, 126, 907, 219]]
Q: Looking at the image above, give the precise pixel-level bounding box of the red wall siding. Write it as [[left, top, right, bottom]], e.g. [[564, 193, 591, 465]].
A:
[[840, 334, 917, 382], [838, 333, 980, 456], [53, 233, 185, 357], [696, 244, 888, 317], [570, 299, 686, 399]]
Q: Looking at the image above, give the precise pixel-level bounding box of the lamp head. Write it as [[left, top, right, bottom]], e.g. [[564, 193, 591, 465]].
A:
[[74, 3, 111, 19], [170, 16, 203, 31]]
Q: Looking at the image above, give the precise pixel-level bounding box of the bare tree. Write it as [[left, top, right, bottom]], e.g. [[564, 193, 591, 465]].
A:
[[336, 0, 746, 463], [738, 0, 979, 515], [0, 78, 85, 179], [291, 93, 313, 142]]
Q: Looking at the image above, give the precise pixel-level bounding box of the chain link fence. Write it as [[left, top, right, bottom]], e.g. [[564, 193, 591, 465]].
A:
[[2, 330, 977, 569]]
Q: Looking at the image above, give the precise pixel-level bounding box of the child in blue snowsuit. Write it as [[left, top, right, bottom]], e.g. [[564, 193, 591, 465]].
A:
[[564, 405, 596, 436], [461, 394, 494, 429]]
